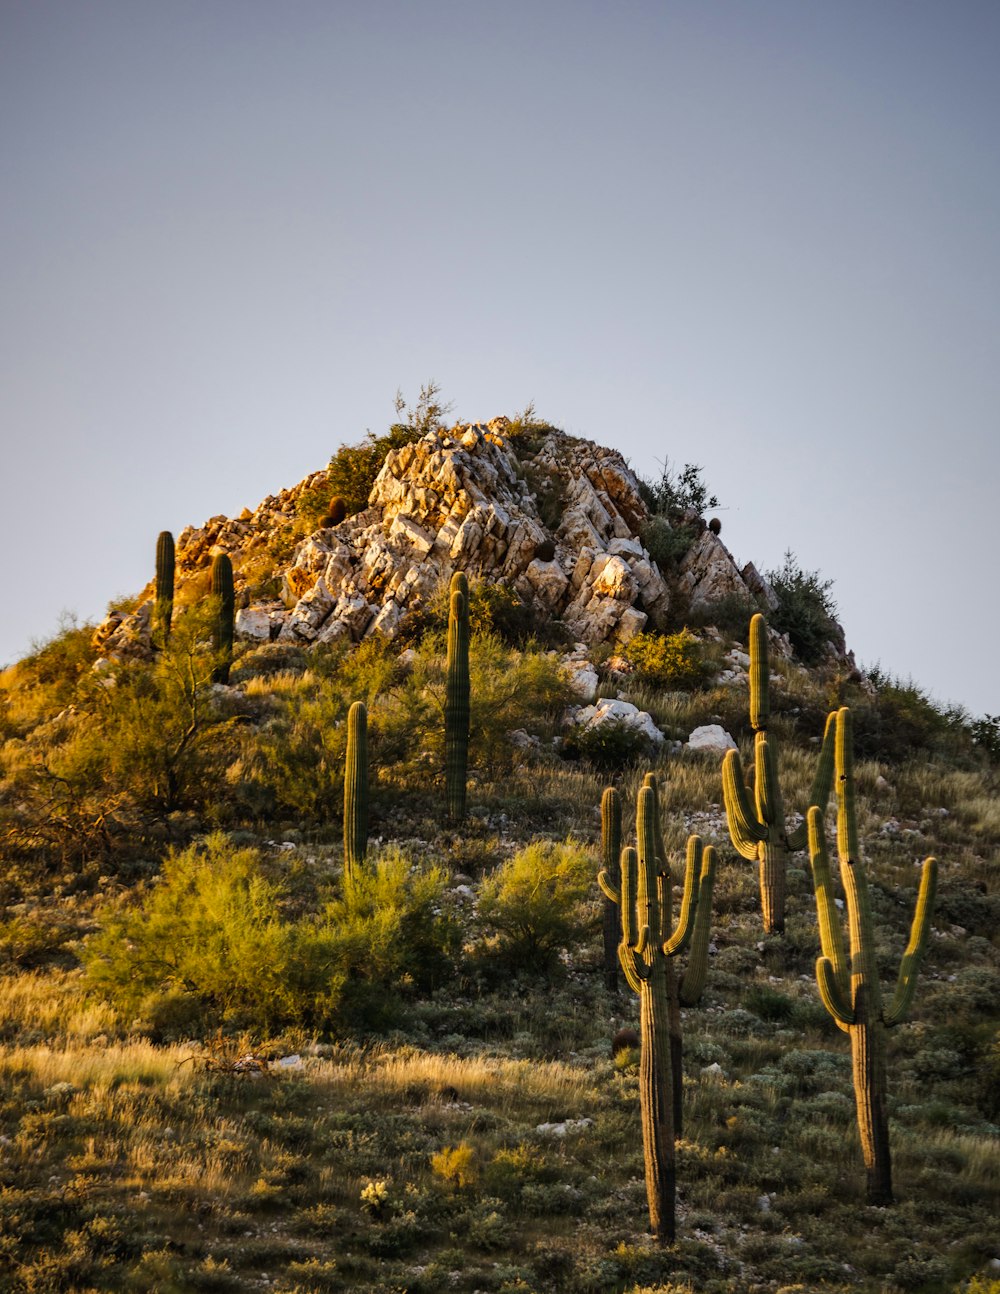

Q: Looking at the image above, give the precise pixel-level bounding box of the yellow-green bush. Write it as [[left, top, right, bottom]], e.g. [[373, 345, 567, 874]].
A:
[[477, 839, 596, 972], [622, 629, 706, 691], [84, 836, 456, 1034]]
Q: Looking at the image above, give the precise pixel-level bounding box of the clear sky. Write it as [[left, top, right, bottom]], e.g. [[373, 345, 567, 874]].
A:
[[2, 1, 998, 716]]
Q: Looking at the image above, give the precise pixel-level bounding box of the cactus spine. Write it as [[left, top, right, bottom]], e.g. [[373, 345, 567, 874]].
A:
[[598, 778, 715, 1243], [210, 553, 234, 684], [722, 613, 836, 933], [807, 706, 937, 1205], [601, 787, 622, 991], [445, 572, 470, 822], [154, 530, 174, 649], [344, 700, 369, 882]]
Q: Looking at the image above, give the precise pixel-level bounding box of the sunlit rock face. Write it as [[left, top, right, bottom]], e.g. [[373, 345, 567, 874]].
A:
[[270, 420, 680, 648], [93, 417, 806, 655]]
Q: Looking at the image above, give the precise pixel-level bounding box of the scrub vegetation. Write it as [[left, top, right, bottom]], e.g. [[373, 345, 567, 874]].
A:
[[0, 434, 997, 1293]]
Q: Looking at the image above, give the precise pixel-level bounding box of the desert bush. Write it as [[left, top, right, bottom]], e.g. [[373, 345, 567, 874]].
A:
[[84, 836, 455, 1033], [639, 514, 697, 568], [561, 718, 656, 771], [622, 629, 707, 691], [766, 551, 840, 665], [852, 668, 970, 763], [326, 384, 451, 515], [477, 838, 595, 973], [639, 459, 719, 519], [84, 834, 345, 1030]]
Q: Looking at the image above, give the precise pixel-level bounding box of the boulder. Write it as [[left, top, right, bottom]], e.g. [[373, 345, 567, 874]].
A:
[[687, 724, 738, 752]]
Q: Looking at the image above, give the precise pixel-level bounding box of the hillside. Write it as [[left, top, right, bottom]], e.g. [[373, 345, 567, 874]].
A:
[[0, 412, 997, 1294]]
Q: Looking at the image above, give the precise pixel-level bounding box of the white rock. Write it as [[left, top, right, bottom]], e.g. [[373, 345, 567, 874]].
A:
[[687, 724, 737, 752], [574, 698, 664, 745], [235, 608, 272, 641], [562, 660, 599, 702]]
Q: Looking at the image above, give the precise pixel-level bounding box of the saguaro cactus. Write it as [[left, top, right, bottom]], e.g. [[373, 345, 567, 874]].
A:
[[722, 612, 836, 933], [808, 706, 937, 1205], [598, 780, 715, 1243], [601, 787, 622, 991], [154, 530, 174, 649], [445, 572, 470, 822], [344, 700, 369, 881], [638, 773, 717, 1136], [210, 553, 235, 684]]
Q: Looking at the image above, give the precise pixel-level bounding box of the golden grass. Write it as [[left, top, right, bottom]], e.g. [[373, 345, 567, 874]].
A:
[[0, 970, 119, 1040], [314, 1045, 600, 1111], [0, 1040, 188, 1091]]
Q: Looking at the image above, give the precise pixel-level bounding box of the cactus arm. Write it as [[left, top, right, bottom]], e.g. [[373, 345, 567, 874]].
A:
[[642, 773, 667, 867], [835, 707, 859, 864], [884, 857, 937, 1027], [722, 750, 767, 858], [601, 786, 623, 989], [598, 869, 621, 904], [619, 847, 640, 949], [618, 945, 646, 993], [663, 836, 701, 956], [816, 955, 855, 1026], [748, 612, 769, 730], [806, 805, 848, 990], [679, 845, 716, 1007], [787, 711, 838, 850], [755, 732, 782, 827]]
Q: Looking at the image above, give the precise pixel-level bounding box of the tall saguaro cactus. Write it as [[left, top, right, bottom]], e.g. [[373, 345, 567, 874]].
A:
[[344, 700, 369, 882], [153, 530, 174, 649], [808, 706, 937, 1205], [722, 613, 836, 933], [445, 572, 470, 822], [210, 553, 235, 684], [598, 781, 715, 1243], [601, 787, 622, 991]]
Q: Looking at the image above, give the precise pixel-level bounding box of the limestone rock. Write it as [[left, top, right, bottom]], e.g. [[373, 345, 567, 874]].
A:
[[678, 530, 753, 615], [571, 698, 664, 746], [687, 724, 737, 752]]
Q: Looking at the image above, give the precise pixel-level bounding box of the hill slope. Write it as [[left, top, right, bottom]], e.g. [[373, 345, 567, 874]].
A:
[[0, 414, 997, 1293]]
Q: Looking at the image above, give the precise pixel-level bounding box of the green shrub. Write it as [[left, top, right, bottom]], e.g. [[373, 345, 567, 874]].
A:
[[84, 834, 342, 1030], [326, 384, 452, 516], [84, 836, 456, 1033], [622, 629, 706, 691], [561, 718, 655, 770], [852, 667, 969, 763], [639, 515, 697, 568], [326, 423, 422, 517], [639, 460, 719, 519], [477, 839, 595, 973], [765, 550, 840, 665]]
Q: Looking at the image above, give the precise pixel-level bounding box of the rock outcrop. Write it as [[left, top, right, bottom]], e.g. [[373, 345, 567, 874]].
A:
[[92, 417, 848, 663], [269, 421, 677, 648]]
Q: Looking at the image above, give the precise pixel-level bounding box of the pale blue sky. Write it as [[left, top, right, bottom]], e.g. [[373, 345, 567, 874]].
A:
[[2, 1, 998, 715]]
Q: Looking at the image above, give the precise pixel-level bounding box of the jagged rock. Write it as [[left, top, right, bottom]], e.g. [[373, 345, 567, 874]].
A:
[[94, 603, 153, 660], [561, 654, 599, 701], [269, 424, 671, 648], [95, 418, 851, 667], [679, 530, 753, 614], [741, 561, 780, 612]]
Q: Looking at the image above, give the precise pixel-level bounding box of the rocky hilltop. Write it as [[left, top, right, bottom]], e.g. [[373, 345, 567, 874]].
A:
[[95, 418, 843, 661]]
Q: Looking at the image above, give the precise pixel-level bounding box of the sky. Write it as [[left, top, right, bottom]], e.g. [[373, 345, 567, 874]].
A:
[[2, 1, 998, 715]]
